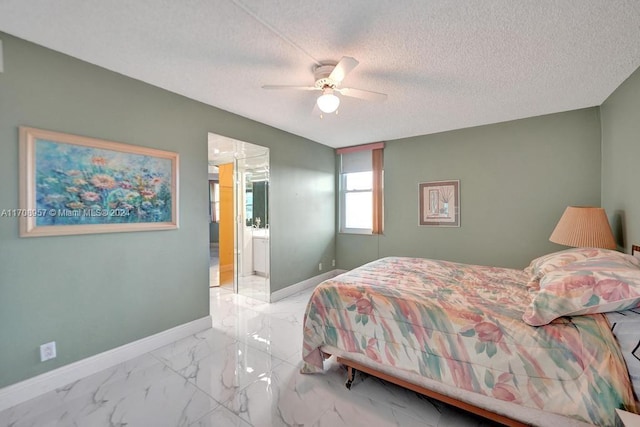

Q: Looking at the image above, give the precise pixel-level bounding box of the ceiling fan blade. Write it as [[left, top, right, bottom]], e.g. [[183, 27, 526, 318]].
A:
[[262, 85, 319, 91], [337, 87, 388, 102], [329, 56, 359, 83]]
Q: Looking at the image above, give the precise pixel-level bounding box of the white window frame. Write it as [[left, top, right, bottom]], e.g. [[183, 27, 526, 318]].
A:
[[339, 171, 373, 234], [337, 143, 384, 235]]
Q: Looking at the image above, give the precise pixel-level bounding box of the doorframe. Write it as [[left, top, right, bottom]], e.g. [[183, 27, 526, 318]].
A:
[[208, 133, 271, 301]]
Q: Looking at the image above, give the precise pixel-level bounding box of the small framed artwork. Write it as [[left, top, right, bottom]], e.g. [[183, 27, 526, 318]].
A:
[[419, 180, 460, 227], [633, 245, 640, 257], [19, 126, 179, 237]]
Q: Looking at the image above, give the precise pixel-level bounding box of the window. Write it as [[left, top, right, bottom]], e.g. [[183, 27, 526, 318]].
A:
[[338, 143, 384, 234], [209, 180, 219, 223], [245, 187, 253, 226], [343, 171, 373, 229]]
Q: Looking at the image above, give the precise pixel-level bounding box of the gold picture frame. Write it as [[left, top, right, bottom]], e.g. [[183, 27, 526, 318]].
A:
[[19, 126, 179, 237]]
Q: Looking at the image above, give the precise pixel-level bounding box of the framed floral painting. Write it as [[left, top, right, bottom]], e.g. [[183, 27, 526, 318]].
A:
[[419, 180, 460, 227], [19, 126, 179, 237]]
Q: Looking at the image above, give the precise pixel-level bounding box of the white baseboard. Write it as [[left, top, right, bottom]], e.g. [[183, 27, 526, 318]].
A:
[[0, 315, 212, 412], [0, 270, 353, 410], [270, 269, 347, 302]]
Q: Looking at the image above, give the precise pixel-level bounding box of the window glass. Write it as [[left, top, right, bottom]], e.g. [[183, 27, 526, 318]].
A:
[[345, 191, 372, 229], [209, 181, 220, 223], [245, 190, 253, 225], [345, 171, 372, 191]]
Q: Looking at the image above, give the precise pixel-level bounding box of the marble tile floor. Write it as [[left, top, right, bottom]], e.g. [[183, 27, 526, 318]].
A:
[[210, 242, 269, 302], [209, 243, 220, 288], [0, 286, 498, 427], [236, 274, 270, 303]]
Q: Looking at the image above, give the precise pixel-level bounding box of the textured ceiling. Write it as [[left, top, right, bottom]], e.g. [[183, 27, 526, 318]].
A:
[[1, 1, 640, 148]]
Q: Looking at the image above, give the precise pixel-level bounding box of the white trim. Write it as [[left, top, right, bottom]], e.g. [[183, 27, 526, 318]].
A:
[[0, 315, 212, 412], [270, 269, 346, 302], [339, 228, 373, 235]]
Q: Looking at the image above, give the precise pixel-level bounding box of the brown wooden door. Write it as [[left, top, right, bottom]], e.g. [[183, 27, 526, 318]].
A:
[[218, 163, 234, 286]]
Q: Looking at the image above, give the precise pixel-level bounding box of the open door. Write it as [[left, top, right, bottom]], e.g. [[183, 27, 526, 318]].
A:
[[218, 162, 234, 287], [209, 133, 270, 301]]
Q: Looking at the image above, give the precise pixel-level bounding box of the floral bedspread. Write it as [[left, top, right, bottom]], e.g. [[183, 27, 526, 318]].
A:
[[301, 257, 636, 425]]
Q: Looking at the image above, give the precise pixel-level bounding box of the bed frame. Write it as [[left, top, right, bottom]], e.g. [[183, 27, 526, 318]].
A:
[[333, 353, 532, 427]]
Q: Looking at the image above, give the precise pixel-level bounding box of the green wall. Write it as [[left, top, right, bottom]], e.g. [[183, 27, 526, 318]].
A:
[[270, 141, 335, 285], [337, 108, 602, 270], [601, 65, 640, 252], [0, 33, 335, 387]]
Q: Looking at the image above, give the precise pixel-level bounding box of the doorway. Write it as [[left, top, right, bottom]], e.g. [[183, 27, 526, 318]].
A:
[[208, 133, 270, 302]]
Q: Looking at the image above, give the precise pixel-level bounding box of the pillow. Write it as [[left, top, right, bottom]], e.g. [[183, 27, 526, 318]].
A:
[[524, 247, 638, 281], [522, 255, 640, 326]]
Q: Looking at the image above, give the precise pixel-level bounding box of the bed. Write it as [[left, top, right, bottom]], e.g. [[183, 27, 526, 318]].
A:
[[301, 248, 640, 426]]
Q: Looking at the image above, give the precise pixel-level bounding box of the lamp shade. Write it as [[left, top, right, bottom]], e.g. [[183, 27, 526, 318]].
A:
[[317, 89, 340, 113], [549, 206, 616, 249]]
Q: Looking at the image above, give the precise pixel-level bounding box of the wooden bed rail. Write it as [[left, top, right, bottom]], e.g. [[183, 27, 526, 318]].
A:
[[336, 356, 529, 427]]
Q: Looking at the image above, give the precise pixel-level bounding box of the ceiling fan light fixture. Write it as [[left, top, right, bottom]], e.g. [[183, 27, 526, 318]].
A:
[[317, 88, 340, 113]]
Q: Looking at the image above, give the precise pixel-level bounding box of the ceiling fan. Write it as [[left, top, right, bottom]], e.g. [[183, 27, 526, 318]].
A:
[[262, 56, 388, 115]]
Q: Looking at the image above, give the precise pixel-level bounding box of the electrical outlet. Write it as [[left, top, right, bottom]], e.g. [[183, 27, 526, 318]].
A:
[[332, 259, 335, 267], [40, 341, 56, 362], [318, 263, 322, 271]]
